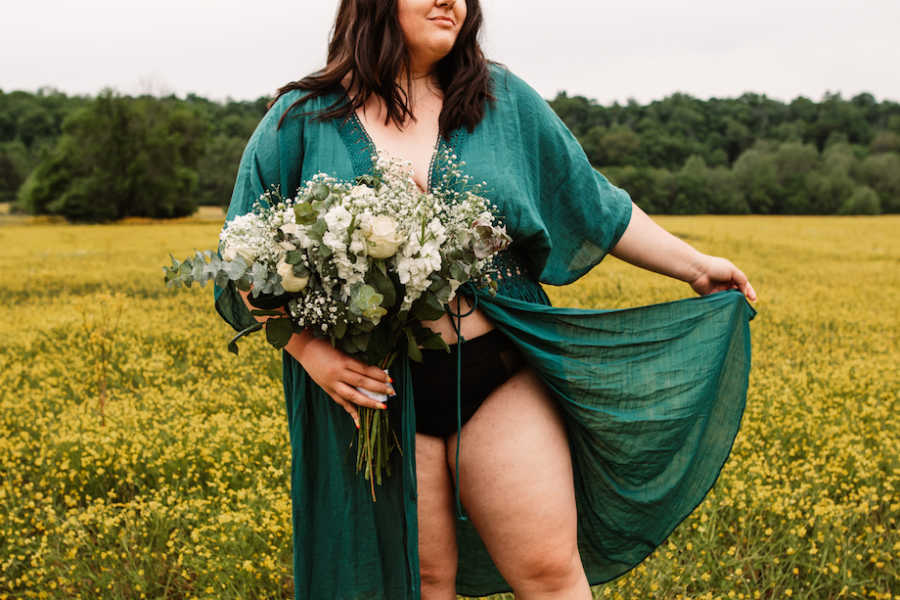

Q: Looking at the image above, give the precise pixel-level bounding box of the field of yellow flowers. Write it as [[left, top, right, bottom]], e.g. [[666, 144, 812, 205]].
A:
[[0, 216, 897, 600]]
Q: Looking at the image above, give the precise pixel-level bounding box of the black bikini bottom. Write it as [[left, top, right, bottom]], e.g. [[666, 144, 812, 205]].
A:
[[409, 328, 525, 438]]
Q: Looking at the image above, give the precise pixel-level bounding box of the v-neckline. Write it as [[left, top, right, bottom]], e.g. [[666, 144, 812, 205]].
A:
[[349, 109, 440, 194], [332, 86, 461, 195]]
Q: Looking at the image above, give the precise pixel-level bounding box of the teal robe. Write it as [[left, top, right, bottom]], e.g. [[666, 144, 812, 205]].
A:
[[214, 65, 756, 599]]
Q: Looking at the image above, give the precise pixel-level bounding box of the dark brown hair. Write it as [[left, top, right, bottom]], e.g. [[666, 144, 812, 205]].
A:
[[270, 0, 496, 138]]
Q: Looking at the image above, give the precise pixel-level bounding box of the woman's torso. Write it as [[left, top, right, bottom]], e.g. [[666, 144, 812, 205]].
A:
[[348, 80, 496, 346]]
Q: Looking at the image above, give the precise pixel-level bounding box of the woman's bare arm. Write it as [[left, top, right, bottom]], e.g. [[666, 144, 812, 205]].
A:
[[610, 202, 757, 301], [237, 289, 393, 428]]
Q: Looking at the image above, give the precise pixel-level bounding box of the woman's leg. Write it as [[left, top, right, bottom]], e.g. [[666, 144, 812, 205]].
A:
[[415, 433, 458, 600], [447, 367, 591, 600]]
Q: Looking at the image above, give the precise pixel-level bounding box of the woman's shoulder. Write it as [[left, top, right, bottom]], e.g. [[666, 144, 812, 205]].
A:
[[487, 63, 555, 117], [262, 88, 335, 127]]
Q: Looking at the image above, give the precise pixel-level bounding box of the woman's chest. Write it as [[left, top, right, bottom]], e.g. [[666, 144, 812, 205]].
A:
[[299, 103, 534, 236], [355, 100, 442, 193]]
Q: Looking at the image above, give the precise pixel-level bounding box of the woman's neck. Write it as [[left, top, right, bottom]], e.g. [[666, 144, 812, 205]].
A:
[[399, 67, 441, 103]]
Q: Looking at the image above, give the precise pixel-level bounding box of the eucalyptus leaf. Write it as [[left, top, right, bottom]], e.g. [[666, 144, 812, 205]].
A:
[[265, 318, 294, 349], [449, 263, 468, 281], [312, 182, 329, 201], [307, 219, 326, 242], [293, 203, 317, 225], [366, 265, 397, 309], [251, 262, 268, 287], [285, 250, 303, 265], [411, 293, 445, 321], [420, 332, 451, 352], [235, 276, 252, 292], [223, 257, 248, 280], [191, 259, 206, 284]]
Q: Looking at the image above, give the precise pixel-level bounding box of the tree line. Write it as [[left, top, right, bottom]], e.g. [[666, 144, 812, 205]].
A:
[[1, 87, 898, 221]]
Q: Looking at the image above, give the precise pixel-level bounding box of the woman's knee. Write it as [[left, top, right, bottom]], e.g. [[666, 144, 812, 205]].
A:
[[419, 548, 457, 590], [512, 544, 585, 594]]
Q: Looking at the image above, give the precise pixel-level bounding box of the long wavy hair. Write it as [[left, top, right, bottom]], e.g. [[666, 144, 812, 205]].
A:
[[271, 0, 496, 138]]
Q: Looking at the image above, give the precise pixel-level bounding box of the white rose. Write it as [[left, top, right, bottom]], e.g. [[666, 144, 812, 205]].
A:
[[280, 223, 301, 236], [222, 246, 238, 262], [363, 215, 404, 259], [223, 243, 257, 264], [277, 261, 309, 292]]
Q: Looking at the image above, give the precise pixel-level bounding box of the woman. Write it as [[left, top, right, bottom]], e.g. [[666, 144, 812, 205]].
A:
[[215, 0, 757, 598]]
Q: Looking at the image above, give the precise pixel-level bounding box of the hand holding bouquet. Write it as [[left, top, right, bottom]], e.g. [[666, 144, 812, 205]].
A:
[[164, 150, 512, 497]]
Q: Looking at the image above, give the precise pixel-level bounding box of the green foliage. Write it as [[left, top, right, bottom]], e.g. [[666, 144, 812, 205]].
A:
[[18, 90, 208, 221], [548, 89, 900, 214], [856, 153, 900, 212], [838, 186, 881, 215], [0, 149, 22, 203], [2, 87, 900, 216]]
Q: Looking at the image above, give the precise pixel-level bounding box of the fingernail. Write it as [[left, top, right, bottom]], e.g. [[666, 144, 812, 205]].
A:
[[355, 420, 360, 429], [388, 376, 394, 384]]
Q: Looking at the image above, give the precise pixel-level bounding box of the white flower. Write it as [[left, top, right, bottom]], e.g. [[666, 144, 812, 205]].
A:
[[322, 230, 345, 253], [277, 260, 309, 292], [363, 215, 404, 259], [324, 204, 353, 232], [220, 212, 268, 264], [349, 234, 366, 255], [349, 185, 377, 204], [222, 242, 258, 264], [280, 223, 301, 236]]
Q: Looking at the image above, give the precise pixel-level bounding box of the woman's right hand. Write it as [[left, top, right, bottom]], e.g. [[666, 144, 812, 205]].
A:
[[290, 335, 396, 429]]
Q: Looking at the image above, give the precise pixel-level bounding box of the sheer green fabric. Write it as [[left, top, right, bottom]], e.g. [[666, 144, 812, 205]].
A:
[[213, 65, 756, 599]]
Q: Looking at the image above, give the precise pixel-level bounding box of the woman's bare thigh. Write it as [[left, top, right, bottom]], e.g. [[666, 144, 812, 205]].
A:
[[446, 367, 583, 591], [415, 432, 457, 594]]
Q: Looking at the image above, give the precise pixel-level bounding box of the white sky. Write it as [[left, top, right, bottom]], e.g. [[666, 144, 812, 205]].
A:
[[3, 0, 899, 105]]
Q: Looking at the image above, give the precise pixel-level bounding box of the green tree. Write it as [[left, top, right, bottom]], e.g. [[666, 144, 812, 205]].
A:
[[196, 134, 247, 206], [603, 165, 673, 214], [733, 146, 780, 213], [0, 150, 21, 203], [869, 131, 900, 154], [671, 155, 712, 214], [857, 153, 900, 213], [773, 142, 819, 213], [18, 90, 207, 221], [838, 186, 881, 214], [582, 125, 642, 167], [17, 106, 55, 147]]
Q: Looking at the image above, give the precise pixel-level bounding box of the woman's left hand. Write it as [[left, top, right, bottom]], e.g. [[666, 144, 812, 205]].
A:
[[689, 255, 757, 302]]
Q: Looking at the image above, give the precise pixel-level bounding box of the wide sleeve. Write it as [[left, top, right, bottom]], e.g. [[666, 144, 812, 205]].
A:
[[502, 69, 634, 286], [213, 91, 306, 331]]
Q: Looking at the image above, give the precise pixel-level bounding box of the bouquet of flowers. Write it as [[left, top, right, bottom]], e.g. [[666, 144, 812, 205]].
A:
[[164, 150, 511, 497]]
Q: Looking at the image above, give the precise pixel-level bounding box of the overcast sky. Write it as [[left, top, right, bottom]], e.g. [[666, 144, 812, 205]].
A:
[[3, 0, 899, 105]]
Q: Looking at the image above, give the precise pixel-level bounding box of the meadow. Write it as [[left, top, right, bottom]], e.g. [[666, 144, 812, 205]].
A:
[[0, 215, 897, 599]]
